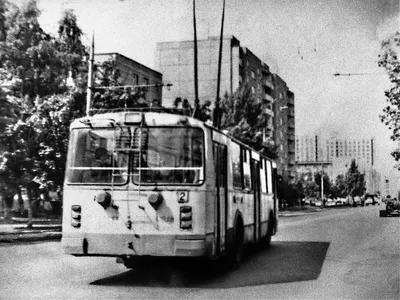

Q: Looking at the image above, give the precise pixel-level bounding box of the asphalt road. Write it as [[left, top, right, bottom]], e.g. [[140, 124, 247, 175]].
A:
[[0, 205, 398, 300]]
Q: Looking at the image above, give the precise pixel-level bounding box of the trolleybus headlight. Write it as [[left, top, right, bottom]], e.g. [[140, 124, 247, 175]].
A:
[[180, 206, 192, 229], [96, 191, 112, 209], [71, 205, 81, 228], [148, 193, 163, 209]]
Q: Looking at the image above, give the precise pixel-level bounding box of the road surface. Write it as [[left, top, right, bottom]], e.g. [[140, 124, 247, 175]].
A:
[[0, 205, 398, 299]]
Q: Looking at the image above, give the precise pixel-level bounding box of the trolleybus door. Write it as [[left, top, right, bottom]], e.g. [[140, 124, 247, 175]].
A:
[[251, 159, 261, 241], [213, 143, 227, 254]]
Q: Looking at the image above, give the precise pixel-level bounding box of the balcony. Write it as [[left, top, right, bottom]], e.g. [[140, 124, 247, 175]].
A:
[[263, 94, 274, 103], [265, 107, 274, 117], [288, 109, 295, 118], [263, 79, 274, 90], [287, 119, 295, 129]]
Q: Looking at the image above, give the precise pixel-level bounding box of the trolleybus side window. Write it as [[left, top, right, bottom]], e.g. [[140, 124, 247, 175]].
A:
[[266, 160, 273, 193], [231, 142, 242, 189], [132, 127, 204, 185], [260, 158, 267, 193], [66, 128, 129, 184], [242, 148, 252, 191]]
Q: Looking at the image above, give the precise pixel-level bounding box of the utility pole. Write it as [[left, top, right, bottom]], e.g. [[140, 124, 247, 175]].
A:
[[86, 32, 94, 116], [321, 162, 324, 204]]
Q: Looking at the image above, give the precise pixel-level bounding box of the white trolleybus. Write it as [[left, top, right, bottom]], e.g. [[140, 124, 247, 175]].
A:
[[62, 108, 278, 268]]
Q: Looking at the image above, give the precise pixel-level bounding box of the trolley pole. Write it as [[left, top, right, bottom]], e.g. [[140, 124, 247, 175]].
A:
[[86, 32, 94, 116]]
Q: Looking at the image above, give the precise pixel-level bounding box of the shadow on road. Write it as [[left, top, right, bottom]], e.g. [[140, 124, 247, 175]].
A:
[[91, 241, 330, 288]]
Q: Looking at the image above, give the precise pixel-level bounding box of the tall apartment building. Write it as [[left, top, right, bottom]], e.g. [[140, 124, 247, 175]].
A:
[[296, 134, 380, 193], [273, 75, 296, 183], [156, 35, 296, 182], [95, 53, 163, 105], [296, 135, 374, 167]]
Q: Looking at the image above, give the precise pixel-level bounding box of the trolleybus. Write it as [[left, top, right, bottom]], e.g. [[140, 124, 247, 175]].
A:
[[62, 108, 278, 268]]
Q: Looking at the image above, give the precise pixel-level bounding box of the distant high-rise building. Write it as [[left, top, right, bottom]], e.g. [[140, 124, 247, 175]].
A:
[[296, 134, 380, 194], [296, 134, 374, 168], [156, 35, 296, 182]]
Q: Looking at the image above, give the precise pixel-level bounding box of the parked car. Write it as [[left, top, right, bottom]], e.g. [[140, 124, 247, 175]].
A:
[[325, 198, 336, 207], [352, 195, 364, 207], [335, 199, 344, 206], [314, 199, 323, 207], [380, 196, 400, 217], [364, 193, 377, 206]]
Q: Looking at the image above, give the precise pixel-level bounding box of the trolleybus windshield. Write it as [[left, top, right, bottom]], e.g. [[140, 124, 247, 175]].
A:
[[132, 127, 204, 185], [66, 126, 204, 185], [66, 128, 129, 184]]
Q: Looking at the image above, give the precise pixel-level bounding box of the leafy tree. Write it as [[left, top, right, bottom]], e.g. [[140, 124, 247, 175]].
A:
[[0, 0, 64, 99], [303, 180, 319, 198], [330, 174, 346, 199], [344, 159, 366, 198], [0, 0, 6, 42], [220, 83, 276, 157], [314, 171, 331, 199], [0, 1, 86, 225], [57, 8, 88, 91], [378, 31, 400, 167]]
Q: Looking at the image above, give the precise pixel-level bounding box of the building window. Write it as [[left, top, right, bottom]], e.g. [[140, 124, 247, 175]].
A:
[[143, 77, 149, 85], [133, 74, 139, 85], [251, 71, 256, 79]]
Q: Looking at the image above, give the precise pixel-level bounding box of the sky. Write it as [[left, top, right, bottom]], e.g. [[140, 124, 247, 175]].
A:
[[12, 0, 400, 193]]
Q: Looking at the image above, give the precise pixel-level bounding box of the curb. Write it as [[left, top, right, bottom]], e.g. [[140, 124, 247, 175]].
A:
[[279, 208, 323, 217], [0, 232, 62, 243]]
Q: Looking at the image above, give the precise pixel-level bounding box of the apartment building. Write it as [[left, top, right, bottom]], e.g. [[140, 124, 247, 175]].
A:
[[273, 75, 296, 183], [94, 53, 163, 105], [296, 134, 380, 193], [296, 135, 374, 167], [156, 35, 296, 182]]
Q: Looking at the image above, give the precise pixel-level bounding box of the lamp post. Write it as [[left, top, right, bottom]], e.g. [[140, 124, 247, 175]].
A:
[[321, 163, 324, 206]]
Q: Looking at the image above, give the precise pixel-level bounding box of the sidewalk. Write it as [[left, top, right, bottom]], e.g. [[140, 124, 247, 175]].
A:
[[0, 217, 62, 243], [278, 206, 323, 217], [0, 207, 321, 243]]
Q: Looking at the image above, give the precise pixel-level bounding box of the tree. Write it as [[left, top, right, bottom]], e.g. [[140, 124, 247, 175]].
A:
[[330, 174, 346, 199], [303, 180, 319, 198], [220, 83, 277, 157], [314, 171, 331, 200], [57, 8, 88, 91], [0, 1, 86, 226], [344, 159, 366, 198], [378, 31, 400, 167]]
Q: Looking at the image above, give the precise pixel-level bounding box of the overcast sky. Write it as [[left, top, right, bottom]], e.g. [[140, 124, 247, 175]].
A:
[[16, 0, 399, 190]]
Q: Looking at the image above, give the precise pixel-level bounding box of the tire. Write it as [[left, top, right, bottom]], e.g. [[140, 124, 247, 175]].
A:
[[226, 220, 244, 270], [261, 213, 273, 249]]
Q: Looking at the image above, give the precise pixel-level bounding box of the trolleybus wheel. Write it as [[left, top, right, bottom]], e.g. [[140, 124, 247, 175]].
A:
[[226, 220, 244, 270], [261, 213, 273, 248]]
